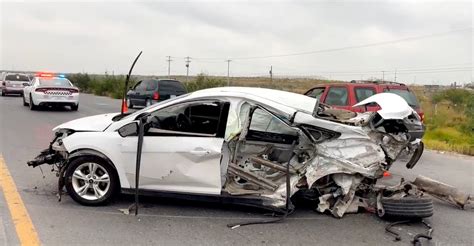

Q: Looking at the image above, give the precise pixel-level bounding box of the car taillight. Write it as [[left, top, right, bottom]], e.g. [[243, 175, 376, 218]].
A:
[[69, 88, 79, 93], [152, 91, 160, 100], [36, 88, 48, 93]]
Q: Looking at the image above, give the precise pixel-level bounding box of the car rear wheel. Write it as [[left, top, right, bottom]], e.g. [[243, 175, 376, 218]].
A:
[[29, 94, 38, 110], [380, 196, 434, 220], [0, 90, 5, 96], [71, 104, 79, 111], [23, 95, 28, 106], [65, 156, 118, 206]]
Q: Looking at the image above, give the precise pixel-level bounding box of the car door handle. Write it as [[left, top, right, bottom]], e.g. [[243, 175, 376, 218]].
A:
[[190, 149, 210, 155]]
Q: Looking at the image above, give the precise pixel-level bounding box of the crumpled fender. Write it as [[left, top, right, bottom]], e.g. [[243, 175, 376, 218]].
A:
[[353, 93, 415, 119]]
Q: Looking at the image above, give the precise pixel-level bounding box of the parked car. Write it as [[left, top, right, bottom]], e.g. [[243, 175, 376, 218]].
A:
[[126, 79, 187, 108], [23, 73, 80, 111], [0, 72, 31, 96], [304, 80, 424, 122], [27, 87, 427, 218]]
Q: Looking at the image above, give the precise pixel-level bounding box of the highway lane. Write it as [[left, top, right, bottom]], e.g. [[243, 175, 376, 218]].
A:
[[0, 93, 473, 245]]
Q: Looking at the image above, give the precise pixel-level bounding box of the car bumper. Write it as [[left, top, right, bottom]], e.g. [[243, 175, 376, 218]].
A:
[[1, 87, 24, 94], [33, 94, 79, 106]]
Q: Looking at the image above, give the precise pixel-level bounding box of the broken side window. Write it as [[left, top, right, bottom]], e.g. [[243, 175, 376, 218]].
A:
[[245, 107, 298, 144]]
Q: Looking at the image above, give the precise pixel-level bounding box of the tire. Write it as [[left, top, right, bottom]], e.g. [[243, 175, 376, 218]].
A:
[[29, 94, 38, 110], [71, 104, 79, 111], [23, 95, 28, 106], [65, 156, 119, 206], [126, 98, 133, 109], [381, 196, 433, 220], [0, 90, 4, 96]]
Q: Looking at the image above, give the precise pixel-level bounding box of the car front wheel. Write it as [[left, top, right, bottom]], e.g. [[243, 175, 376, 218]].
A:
[[65, 156, 118, 206]]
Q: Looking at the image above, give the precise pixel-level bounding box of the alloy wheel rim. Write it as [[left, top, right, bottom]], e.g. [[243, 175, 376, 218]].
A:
[[71, 162, 110, 200]]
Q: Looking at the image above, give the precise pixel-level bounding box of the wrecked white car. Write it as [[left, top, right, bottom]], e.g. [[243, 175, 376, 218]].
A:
[[28, 87, 427, 218]]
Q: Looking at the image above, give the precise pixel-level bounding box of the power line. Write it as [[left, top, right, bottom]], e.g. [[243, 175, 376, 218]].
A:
[[183, 27, 472, 61]]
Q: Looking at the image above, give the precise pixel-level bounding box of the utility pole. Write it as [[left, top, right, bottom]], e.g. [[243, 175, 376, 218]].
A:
[[269, 65, 273, 83], [382, 71, 385, 82], [226, 59, 231, 86], [166, 56, 172, 78], [185, 56, 191, 82], [394, 69, 397, 82]]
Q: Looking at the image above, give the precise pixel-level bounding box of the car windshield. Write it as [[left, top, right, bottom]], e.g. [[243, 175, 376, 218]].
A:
[[5, 74, 29, 81], [384, 89, 419, 107], [120, 94, 190, 121], [39, 78, 72, 87]]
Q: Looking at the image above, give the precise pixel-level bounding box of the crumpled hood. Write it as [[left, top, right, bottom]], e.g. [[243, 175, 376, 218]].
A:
[[53, 113, 120, 132], [353, 93, 415, 119]]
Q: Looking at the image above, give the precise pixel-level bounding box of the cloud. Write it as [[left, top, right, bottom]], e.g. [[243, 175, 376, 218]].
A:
[[0, 0, 472, 84]]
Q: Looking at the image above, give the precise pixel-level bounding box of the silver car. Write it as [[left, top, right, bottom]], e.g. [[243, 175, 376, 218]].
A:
[[0, 72, 31, 96]]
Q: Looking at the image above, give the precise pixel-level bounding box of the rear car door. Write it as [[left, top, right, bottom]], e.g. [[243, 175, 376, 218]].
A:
[[119, 100, 230, 195], [129, 81, 145, 105]]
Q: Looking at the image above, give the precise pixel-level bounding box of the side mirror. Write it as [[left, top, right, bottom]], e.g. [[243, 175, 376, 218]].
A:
[[118, 122, 138, 137]]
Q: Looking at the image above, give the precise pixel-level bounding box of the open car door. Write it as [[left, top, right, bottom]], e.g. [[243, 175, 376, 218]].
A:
[[120, 100, 230, 195]]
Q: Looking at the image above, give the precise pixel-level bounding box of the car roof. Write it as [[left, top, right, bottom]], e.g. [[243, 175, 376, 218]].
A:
[[189, 87, 317, 117]]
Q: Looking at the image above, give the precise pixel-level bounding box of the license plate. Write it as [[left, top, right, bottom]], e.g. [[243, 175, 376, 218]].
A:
[[53, 96, 66, 100], [170, 95, 176, 98]]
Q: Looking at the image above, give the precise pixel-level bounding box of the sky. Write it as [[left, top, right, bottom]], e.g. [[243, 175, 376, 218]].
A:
[[0, 0, 472, 85]]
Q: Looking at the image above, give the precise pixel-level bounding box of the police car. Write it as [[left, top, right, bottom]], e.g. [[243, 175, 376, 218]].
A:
[[23, 73, 80, 111]]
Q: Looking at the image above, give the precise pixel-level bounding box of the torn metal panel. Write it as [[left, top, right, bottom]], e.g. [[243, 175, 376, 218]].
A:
[[353, 93, 415, 120]]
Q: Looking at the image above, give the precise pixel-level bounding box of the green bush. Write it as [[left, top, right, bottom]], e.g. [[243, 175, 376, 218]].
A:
[[185, 73, 226, 92], [68, 73, 128, 99], [68, 73, 92, 92]]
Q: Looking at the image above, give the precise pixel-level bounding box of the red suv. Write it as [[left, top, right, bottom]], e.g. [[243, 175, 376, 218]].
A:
[[304, 80, 424, 122]]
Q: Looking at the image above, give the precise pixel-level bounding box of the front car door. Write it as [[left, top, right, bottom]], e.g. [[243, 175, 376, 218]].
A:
[[120, 99, 230, 195], [323, 86, 351, 110]]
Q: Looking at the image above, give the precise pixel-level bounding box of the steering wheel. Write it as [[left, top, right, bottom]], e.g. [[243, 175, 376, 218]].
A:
[[176, 113, 192, 131]]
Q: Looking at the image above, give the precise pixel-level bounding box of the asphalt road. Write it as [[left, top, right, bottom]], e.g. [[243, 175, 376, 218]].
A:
[[0, 93, 473, 245]]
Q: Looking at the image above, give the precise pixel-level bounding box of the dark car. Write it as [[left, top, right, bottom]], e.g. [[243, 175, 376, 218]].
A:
[[1, 73, 31, 96], [304, 80, 425, 122], [126, 79, 187, 108]]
